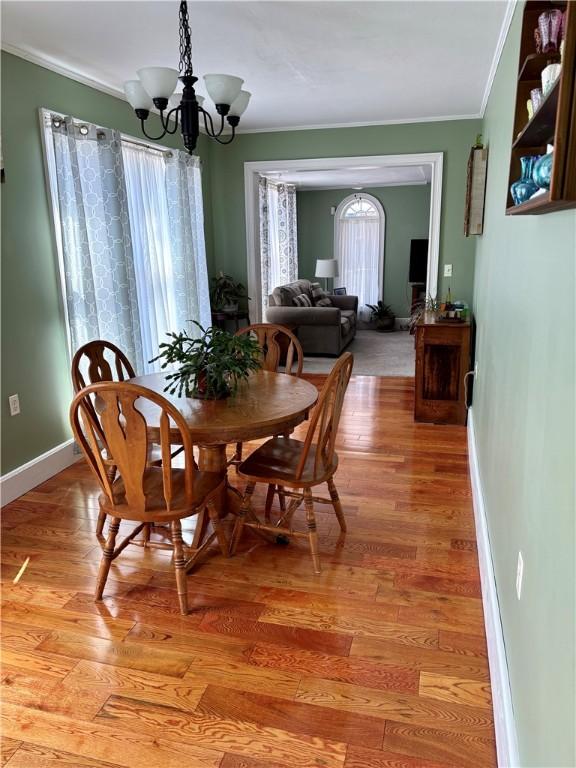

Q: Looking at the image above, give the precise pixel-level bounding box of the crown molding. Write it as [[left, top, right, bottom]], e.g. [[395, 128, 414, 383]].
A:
[[1, 43, 126, 102], [479, 0, 517, 117], [236, 113, 482, 135]]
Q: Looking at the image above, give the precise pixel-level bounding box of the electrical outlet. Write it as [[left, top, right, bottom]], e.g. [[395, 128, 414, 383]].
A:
[[516, 551, 524, 600], [8, 394, 20, 416], [444, 264, 453, 277]]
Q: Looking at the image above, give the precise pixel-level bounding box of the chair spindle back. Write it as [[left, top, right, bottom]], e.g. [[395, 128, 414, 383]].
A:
[[236, 324, 303, 377], [71, 340, 136, 393], [296, 352, 353, 480]]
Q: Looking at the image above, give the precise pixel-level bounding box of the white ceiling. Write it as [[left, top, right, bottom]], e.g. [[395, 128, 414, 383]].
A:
[[263, 163, 432, 190], [1, 1, 512, 132]]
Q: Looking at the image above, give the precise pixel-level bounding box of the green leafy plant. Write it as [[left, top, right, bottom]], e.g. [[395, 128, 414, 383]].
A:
[[209, 272, 249, 312], [151, 323, 262, 400], [367, 301, 396, 331]]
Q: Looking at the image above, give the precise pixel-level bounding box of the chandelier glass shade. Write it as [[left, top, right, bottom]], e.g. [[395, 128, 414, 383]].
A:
[[123, 0, 250, 154]]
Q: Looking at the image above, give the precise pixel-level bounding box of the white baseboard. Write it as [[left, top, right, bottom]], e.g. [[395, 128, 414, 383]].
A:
[[468, 408, 520, 768], [0, 439, 82, 507]]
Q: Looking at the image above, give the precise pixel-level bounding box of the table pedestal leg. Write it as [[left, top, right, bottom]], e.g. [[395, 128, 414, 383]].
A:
[[198, 445, 242, 519]]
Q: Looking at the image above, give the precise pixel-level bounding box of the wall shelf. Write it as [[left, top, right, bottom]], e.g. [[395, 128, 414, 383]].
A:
[[506, 0, 576, 215]]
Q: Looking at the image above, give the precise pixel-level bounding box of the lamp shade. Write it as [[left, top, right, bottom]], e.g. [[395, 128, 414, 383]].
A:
[[315, 259, 339, 279], [229, 90, 251, 117], [124, 80, 153, 110], [203, 74, 243, 106], [137, 67, 179, 100]]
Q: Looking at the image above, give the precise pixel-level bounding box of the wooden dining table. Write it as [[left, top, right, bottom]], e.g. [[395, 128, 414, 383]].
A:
[[129, 370, 319, 530]]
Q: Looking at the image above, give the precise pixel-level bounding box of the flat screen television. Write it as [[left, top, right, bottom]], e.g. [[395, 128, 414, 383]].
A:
[[409, 239, 428, 284]]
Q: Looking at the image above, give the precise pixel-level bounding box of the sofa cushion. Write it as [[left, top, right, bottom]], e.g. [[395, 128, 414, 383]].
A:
[[292, 293, 312, 307], [340, 316, 352, 336], [342, 309, 356, 328]]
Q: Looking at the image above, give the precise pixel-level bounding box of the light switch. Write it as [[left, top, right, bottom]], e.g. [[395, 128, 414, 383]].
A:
[[444, 264, 453, 277]]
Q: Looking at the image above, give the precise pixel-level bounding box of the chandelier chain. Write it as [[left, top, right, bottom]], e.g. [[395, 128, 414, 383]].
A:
[[178, 0, 193, 76]]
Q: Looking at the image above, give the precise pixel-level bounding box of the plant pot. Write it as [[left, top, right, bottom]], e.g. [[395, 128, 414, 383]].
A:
[[193, 370, 231, 400], [376, 317, 395, 332]]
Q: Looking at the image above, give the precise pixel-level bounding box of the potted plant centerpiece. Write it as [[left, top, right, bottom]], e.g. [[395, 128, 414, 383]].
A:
[[152, 323, 262, 400], [210, 272, 249, 315], [367, 301, 396, 332]]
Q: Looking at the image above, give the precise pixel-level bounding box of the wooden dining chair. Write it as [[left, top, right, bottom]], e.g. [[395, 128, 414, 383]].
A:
[[71, 339, 185, 546], [71, 341, 136, 544], [70, 381, 228, 614], [232, 323, 304, 518], [230, 351, 354, 573]]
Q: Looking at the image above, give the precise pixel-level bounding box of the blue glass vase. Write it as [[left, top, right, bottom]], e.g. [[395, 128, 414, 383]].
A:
[[532, 152, 553, 190], [510, 156, 540, 205]]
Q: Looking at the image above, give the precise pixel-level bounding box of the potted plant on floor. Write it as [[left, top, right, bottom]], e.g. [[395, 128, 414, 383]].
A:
[[210, 272, 249, 315], [367, 301, 396, 332], [151, 323, 262, 399]]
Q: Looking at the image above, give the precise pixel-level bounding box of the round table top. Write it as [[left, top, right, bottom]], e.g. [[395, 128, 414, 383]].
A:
[[129, 370, 318, 445]]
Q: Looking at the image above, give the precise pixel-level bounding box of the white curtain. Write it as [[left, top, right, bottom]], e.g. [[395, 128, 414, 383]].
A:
[[44, 111, 210, 375], [259, 177, 298, 318], [337, 217, 381, 323], [123, 145, 210, 370]]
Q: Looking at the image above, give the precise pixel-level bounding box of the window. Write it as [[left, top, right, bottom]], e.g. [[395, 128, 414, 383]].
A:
[[334, 193, 385, 322], [41, 109, 210, 374]]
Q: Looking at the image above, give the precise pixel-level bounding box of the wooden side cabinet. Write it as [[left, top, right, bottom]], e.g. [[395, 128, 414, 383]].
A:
[[415, 313, 471, 425]]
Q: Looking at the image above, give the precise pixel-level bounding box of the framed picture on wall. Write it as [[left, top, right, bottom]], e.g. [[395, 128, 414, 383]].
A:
[[333, 287, 347, 295]]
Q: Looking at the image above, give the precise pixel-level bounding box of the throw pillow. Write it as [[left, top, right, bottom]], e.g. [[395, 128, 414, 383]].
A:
[[292, 293, 312, 307], [310, 281, 333, 307]]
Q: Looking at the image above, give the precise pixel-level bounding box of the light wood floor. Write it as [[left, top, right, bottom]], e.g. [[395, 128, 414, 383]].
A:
[[1, 375, 496, 768]]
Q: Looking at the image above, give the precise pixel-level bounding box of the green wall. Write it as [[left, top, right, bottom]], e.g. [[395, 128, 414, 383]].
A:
[[0, 52, 210, 474], [204, 118, 481, 308], [472, 7, 575, 767], [296, 185, 431, 316]]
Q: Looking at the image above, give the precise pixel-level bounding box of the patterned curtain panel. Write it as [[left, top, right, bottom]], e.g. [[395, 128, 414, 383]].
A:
[[163, 151, 211, 335], [259, 176, 298, 318], [46, 113, 210, 374], [48, 118, 144, 372]]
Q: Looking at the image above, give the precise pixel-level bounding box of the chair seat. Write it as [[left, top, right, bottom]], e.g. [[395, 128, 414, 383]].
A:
[[99, 466, 223, 521], [238, 437, 337, 487]]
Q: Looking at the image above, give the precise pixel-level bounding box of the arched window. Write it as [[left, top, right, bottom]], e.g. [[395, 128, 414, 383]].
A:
[[334, 193, 385, 323]]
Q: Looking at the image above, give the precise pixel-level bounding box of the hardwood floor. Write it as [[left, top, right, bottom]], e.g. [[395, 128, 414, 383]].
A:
[[0, 375, 496, 768]]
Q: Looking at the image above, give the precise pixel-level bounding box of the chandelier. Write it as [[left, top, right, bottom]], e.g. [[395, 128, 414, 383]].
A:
[[123, 0, 250, 154]]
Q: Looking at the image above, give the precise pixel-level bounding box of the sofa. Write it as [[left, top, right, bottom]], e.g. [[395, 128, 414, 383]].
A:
[[266, 279, 358, 356]]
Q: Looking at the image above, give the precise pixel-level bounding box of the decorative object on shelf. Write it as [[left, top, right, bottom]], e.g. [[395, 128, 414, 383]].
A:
[[530, 87, 543, 112], [151, 323, 261, 400], [527, 99, 534, 121], [123, 0, 251, 154], [510, 155, 541, 206], [315, 258, 339, 292], [464, 135, 488, 236], [532, 145, 554, 190], [209, 272, 249, 314], [534, 27, 542, 54], [538, 8, 564, 54], [541, 61, 562, 95], [367, 301, 396, 332]]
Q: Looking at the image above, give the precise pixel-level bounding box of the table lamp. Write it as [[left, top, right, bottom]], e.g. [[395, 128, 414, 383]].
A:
[[315, 259, 339, 292]]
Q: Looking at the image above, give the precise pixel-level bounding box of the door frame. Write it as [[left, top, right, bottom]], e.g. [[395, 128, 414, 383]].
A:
[[244, 152, 443, 322]]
